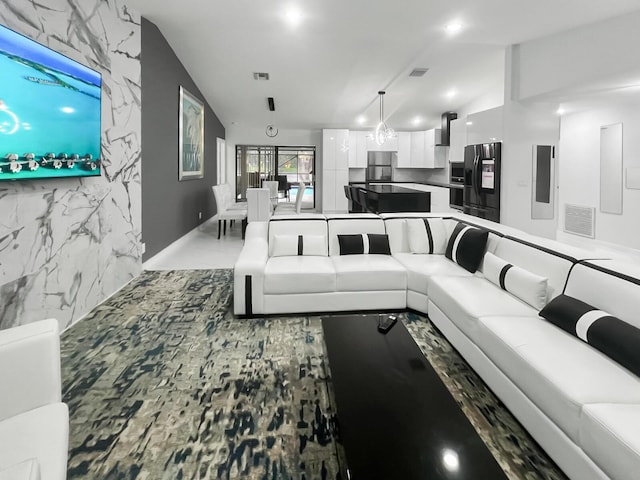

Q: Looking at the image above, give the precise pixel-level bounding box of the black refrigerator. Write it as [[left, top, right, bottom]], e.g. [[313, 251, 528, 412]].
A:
[[463, 142, 501, 222]]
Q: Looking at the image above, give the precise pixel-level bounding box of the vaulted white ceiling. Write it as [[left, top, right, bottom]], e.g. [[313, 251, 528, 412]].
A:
[[128, 0, 640, 131]]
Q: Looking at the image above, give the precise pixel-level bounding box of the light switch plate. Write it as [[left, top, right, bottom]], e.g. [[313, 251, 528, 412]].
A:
[[626, 167, 640, 190]]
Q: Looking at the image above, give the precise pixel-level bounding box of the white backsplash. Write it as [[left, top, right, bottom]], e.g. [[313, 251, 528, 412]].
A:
[[0, 0, 142, 331]]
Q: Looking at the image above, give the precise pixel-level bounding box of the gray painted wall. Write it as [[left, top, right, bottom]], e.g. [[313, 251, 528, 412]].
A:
[[141, 18, 225, 261]]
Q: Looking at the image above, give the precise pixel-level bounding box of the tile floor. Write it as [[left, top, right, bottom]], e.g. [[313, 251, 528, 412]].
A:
[[143, 217, 246, 270]]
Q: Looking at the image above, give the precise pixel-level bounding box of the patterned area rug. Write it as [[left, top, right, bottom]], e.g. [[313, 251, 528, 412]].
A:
[[61, 269, 566, 479]]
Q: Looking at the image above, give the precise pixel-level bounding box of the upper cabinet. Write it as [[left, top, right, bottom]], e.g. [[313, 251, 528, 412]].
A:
[[423, 129, 446, 169], [397, 132, 412, 168], [449, 117, 467, 163], [408, 131, 425, 167], [348, 131, 367, 168], [323, 128, 349, 170], [466, 106, 503, 145], [345, 128, 446, 169], [396, 129, 445, 169], [366, 134, 398, 152]]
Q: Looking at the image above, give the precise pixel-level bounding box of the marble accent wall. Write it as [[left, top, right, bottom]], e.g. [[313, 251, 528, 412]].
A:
[[0, 0, 142, 330]]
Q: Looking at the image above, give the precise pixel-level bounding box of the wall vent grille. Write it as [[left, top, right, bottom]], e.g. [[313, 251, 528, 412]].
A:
[[564, 204, 595, 238], [253, 72, 270, 80], [409, 68, 429, 77]]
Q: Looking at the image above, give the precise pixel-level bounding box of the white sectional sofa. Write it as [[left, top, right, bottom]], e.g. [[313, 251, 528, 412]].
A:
[[233, 212, 640, 480]]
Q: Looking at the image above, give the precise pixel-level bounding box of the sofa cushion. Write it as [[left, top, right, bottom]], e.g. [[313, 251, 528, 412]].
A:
[[445, 223, 488, 273], [337, 234, 391, 255], [264, 257, 336, 294], [393, 253, 472, 294], [407, 218, 447, 254], [429, 275, 537, 342], [0, 403, 68, 480], [484, 252, 548, 310], [0, 459, 40, 480], [268, 218, 328, 257], [579, 403, 640, 480], [478, 315, 640, 443], [566, 260, 640, 330], [332, 255, 406, 292], [540, 294, 640, 377], [272, 234, 327, 257]]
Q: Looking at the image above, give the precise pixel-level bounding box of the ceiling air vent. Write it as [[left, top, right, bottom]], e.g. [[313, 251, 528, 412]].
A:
[[564, 204, 595, 238], [409, 68, 429, 77], [253, 72, 270, 80]]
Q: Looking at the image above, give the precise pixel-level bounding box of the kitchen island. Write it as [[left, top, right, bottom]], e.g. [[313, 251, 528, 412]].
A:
[[350, 183, 430, 213]]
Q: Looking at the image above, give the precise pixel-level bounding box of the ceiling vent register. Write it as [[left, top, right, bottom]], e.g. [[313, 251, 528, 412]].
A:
[[409, 68, 429, 77], [253, 72, 270, 80]]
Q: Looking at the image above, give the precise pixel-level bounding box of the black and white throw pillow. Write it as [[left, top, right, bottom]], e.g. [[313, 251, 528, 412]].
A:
[[540, 294, 640, 377], [445, 222, 489, 273], [272, 234, 326, 257], [337, 234, 391, 255], [483, 252, 548, 309], [407, 218, 447, 254]]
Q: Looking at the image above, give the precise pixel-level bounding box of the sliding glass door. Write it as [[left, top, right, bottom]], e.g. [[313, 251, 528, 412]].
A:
[[235, 146, 276, 201], [236, 145, 315, 208]]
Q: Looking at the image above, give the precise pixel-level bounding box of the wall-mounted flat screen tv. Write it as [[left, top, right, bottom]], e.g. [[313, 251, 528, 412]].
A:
[[0, 24, 102, 181]]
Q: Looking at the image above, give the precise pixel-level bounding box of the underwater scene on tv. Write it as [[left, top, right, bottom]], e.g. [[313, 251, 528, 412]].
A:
[[0, 24, 102, 181]]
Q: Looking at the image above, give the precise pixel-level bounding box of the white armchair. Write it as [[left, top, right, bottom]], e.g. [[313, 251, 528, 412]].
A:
[[0, 319, 69, 480]]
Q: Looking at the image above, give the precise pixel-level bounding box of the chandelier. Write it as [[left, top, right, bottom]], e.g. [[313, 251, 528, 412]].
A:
[[374, 90, 395, 146]]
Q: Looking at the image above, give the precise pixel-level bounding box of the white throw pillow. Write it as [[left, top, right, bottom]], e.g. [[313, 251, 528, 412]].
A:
[[407, 218, 447, 254], [483, 252, 548, 310], [272, 234, 327, 257]]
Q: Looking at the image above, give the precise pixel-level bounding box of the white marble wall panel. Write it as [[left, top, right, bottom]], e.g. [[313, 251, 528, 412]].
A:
[[0, 0, 142, 330]]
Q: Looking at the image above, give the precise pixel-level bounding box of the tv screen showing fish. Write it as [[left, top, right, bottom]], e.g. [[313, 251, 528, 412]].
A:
[[0, 24, 102, 181]]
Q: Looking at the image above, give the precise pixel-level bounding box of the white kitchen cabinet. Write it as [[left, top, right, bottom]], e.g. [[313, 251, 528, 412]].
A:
[[348, 131, 367, 168], [334, 168, 349, 212], [449, 117, 467, 163], [322, 129, 350, 213], [467, 106, 503, 145], [396, 129, 445, 168], [397, 132, 411, 168], [322, 169, 336, 212], [366, 134, 398, 152], [408, 131, 425, 168], [422, 129, 446, 169]]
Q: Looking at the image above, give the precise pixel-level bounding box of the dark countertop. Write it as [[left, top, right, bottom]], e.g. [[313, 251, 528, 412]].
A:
[[349, 180, 453, 189], [352, 183, 429, 194]]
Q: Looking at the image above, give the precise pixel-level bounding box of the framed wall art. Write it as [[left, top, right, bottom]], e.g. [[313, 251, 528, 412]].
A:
[[179, 86, 204, 180]]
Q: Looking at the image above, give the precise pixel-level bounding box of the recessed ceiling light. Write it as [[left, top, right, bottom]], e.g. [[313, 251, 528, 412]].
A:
[[557, 107, 565, 115], [412, 116, 422, 126], [445, 23, 463, 35], [445, 89, 457, 99], [285, 8, 302, 27], [61, 107, 75, 114], [356, 115, 367, 125], [466, 121, 473, 126]]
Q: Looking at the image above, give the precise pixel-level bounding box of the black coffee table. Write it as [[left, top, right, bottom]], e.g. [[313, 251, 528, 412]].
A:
[[322, 314, 507, 480]]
